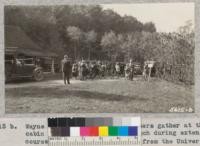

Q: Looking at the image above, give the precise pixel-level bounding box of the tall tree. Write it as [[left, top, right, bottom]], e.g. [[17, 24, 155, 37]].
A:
[[66, 26, 83, 60], [84, 30, 97, 60], [101, 31, 118, 61], [143, 22, 156, 33]]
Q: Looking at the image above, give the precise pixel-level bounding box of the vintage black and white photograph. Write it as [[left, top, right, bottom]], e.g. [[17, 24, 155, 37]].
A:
[[5, 3, 194, 113]]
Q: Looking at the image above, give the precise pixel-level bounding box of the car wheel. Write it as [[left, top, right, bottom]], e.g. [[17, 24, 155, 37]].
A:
[[33, 69, 44, 81]]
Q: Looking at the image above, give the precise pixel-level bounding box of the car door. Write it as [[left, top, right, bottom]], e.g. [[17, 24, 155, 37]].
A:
[[22, 63, 35, 76], [14, 59, 26, 76]]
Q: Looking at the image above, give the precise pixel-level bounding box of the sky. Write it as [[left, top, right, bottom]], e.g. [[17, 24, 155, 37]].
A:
[[101, 3, 194, 33]]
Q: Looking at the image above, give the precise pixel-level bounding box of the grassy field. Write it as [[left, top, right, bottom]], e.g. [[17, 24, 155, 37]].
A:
[[5, 76, 194, 113]]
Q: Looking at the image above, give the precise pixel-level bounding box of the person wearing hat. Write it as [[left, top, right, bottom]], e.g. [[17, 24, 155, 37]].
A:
[[61, 55, 72, 85], [115, 62, 121, 78], [128, 59, 134, 80]]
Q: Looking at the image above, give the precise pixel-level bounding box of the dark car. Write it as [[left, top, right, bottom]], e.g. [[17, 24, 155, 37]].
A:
[[5, 53, 44, 82], [133, 62, 143, 75]]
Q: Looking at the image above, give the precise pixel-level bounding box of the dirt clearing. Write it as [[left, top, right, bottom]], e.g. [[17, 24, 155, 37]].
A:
[[5, 77, 194, 113]]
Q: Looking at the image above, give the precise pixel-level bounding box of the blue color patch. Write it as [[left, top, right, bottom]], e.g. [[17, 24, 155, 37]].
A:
[[118, 126, 128, 136], [128, 126, 138, 136]]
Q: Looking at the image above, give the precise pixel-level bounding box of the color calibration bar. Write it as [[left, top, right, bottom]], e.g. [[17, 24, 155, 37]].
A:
[[48, 117, 140, 137], [48, 117, 141, 146], [49, 125, 137, 137]]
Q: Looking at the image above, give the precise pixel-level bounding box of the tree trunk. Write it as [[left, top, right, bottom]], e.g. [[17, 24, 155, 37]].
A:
[[74, 42, 77, 60], [51, 58, 55, 74], [88, 45, 91, 60], [109, 48, 112, 61]]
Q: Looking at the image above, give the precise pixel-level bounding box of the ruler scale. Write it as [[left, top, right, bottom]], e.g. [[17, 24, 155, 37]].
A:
[[48, 117, 141, 146], [49, 137, 140, 146]]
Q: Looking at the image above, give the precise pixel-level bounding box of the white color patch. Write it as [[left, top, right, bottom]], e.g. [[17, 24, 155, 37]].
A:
[[70, 127, 80, 136]]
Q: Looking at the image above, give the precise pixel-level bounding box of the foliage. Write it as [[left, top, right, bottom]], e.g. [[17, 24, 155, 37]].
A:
[[84, 30, 97, 60], [5, 5, 194, 84], [5, 5, 155, 59]]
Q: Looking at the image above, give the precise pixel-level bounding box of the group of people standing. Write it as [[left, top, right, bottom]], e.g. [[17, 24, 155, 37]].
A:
[[61, 55, 153, 85]]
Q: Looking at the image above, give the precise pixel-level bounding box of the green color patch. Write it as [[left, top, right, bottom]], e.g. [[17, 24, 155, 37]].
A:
[[109, 126, 118, 136]]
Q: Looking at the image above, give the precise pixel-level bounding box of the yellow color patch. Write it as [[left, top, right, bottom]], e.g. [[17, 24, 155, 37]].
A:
[[99, 126, 108, 136]]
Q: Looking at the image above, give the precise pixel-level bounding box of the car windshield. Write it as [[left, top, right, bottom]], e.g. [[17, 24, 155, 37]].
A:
[[17, 54, 34, 65]]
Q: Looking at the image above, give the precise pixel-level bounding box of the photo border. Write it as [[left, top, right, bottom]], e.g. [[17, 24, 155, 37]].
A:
[[0, 0, 199, 118]]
